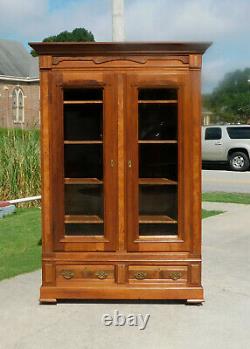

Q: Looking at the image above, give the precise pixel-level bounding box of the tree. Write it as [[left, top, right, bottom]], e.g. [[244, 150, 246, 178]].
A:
[[204, 68, 250, 124], [31, 27, 95, 56]]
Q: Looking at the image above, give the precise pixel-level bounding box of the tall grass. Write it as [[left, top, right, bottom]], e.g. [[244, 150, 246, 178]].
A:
[[0, 128, 40, 206]]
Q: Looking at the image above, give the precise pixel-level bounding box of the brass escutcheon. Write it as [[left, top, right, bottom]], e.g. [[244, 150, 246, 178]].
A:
[[95, 271, 108, 279], [169, 271, 182, 280], [134, 271, 147, 280], [61, 270, 75, 279]]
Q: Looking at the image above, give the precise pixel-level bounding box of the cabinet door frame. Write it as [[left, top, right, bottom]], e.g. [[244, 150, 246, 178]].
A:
[[125, 72, 193, 252], [51, 71, 118, 251]]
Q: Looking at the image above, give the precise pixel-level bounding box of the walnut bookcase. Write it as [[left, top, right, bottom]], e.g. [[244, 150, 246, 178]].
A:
[[29, 42, 211, 303]]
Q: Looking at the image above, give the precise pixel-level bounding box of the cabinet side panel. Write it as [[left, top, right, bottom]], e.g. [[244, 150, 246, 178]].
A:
[[40, 66, 53, 254], [190, 66, 202, 257]]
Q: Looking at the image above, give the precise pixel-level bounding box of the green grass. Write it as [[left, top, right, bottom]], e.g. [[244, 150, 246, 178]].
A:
[[0, 128, 40, 206], [202, 209, 224, 219], [0, 208, 41, 281], [202, 192, 250, 204]]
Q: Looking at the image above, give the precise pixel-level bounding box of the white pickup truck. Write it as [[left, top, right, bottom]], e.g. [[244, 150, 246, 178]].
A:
[[202, 125, 250, 171]]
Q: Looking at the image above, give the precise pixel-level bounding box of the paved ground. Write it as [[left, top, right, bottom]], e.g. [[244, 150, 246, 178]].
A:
[[0, 202, 249, 349], [202, 169, 250, 193]]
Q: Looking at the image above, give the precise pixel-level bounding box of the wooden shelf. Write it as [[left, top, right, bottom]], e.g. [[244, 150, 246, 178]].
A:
[[139, 178, 177, 185], [64, 100, 103, 104], [64, 215, 103, 224], [139, 215, 177, 224], [138, 140, 177, 144], [64, 140, 102, 144], [138, 100, 177, 104], [64, 178, 103, 184]]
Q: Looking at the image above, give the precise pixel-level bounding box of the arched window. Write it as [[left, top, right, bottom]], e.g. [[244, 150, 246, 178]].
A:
[[12, 87, 24, 123]]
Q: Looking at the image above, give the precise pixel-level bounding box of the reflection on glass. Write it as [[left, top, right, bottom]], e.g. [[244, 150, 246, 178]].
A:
[[64, 104, 103, 140], [139, 104, 177, 140], [65, 184, 103, 216], [64, 144, 103, 179]]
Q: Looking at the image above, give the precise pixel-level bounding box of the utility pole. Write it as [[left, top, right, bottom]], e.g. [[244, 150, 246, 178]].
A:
[[112, 0, 125, 41]]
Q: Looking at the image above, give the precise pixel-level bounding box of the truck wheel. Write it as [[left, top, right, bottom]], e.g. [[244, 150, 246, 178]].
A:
[[229, 152, 250, 171]]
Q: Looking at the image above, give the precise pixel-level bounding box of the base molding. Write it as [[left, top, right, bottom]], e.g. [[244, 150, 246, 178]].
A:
[[186, 299, 204, 305], [40, 285, 204, 302], [40, 298, 57, 304]]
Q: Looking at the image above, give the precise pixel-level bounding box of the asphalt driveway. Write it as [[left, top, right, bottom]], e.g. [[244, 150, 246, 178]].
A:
[[0, 202, 249, 349], [202, 169, 250, 193]]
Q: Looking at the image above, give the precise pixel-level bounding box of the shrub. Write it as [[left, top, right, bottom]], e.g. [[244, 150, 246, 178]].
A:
[[0, 128, 40, 206]]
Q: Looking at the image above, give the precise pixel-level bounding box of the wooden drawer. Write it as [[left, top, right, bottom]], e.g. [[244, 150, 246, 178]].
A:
[[56, 264, 115, 286], [128, 265, 188, 285]]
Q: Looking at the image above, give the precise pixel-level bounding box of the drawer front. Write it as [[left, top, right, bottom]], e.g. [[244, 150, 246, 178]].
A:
[[56, 264, 115, 286], [128, 265, 188, 284]]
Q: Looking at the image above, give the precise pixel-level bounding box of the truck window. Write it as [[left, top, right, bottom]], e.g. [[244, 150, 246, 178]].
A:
[[205, 127, 222, 140], [227, 127, 250, 139]]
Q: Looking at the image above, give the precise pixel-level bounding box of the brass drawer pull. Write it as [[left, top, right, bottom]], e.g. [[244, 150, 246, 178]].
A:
[[134, 271, 147, 280], [61, 270, 75, 279], [169, 271, 182, 280], [95, 271, 108, 279]]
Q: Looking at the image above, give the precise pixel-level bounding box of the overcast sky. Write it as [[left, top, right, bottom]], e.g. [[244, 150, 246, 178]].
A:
[[0, 0, 249, 92]]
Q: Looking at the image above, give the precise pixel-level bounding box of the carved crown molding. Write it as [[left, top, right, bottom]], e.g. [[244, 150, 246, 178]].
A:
[[52, 55, 189, 66]]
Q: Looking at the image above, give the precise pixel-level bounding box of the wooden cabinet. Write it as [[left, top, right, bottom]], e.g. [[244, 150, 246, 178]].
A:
[[30, 42, 211, 303]]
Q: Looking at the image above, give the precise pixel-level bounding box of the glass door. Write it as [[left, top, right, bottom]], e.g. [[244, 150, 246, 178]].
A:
[[138, 87, 178, 236], [52, 72, 117, 251], [126, 73, 191, 252], [64, 88, 104, 237]]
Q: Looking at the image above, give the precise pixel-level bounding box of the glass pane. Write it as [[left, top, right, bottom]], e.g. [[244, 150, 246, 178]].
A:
[[65, 184, 103, 216], [138, 88, 178, 237], [139, 88, 177, 100], [205, 127, 221, 140], [139, 104, 177, 140], [227, 127, 250, 139], [64, 104, 103, 140], [64, 88, 102, 101], [63, 88, 105, 238], [139, 144, 177, 181], [139, 224, 177, 236], [64, 144, 103, 179], [139, 186, 177, 219], [65, 224, 103, 236]]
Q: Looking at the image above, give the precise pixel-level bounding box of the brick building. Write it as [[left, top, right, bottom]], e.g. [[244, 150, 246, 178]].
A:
[[0, 40, 39, 129]]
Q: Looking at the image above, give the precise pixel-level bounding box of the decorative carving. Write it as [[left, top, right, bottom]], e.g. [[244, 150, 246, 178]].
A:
[[61, 270, 75, 279], [134, 271, 147, 280], [52, 57, 147, 65], [94, 57, 147, 64], [95, 271, 108, 279], [52, 55, 189, 66], [169, 271, 182, 280]]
